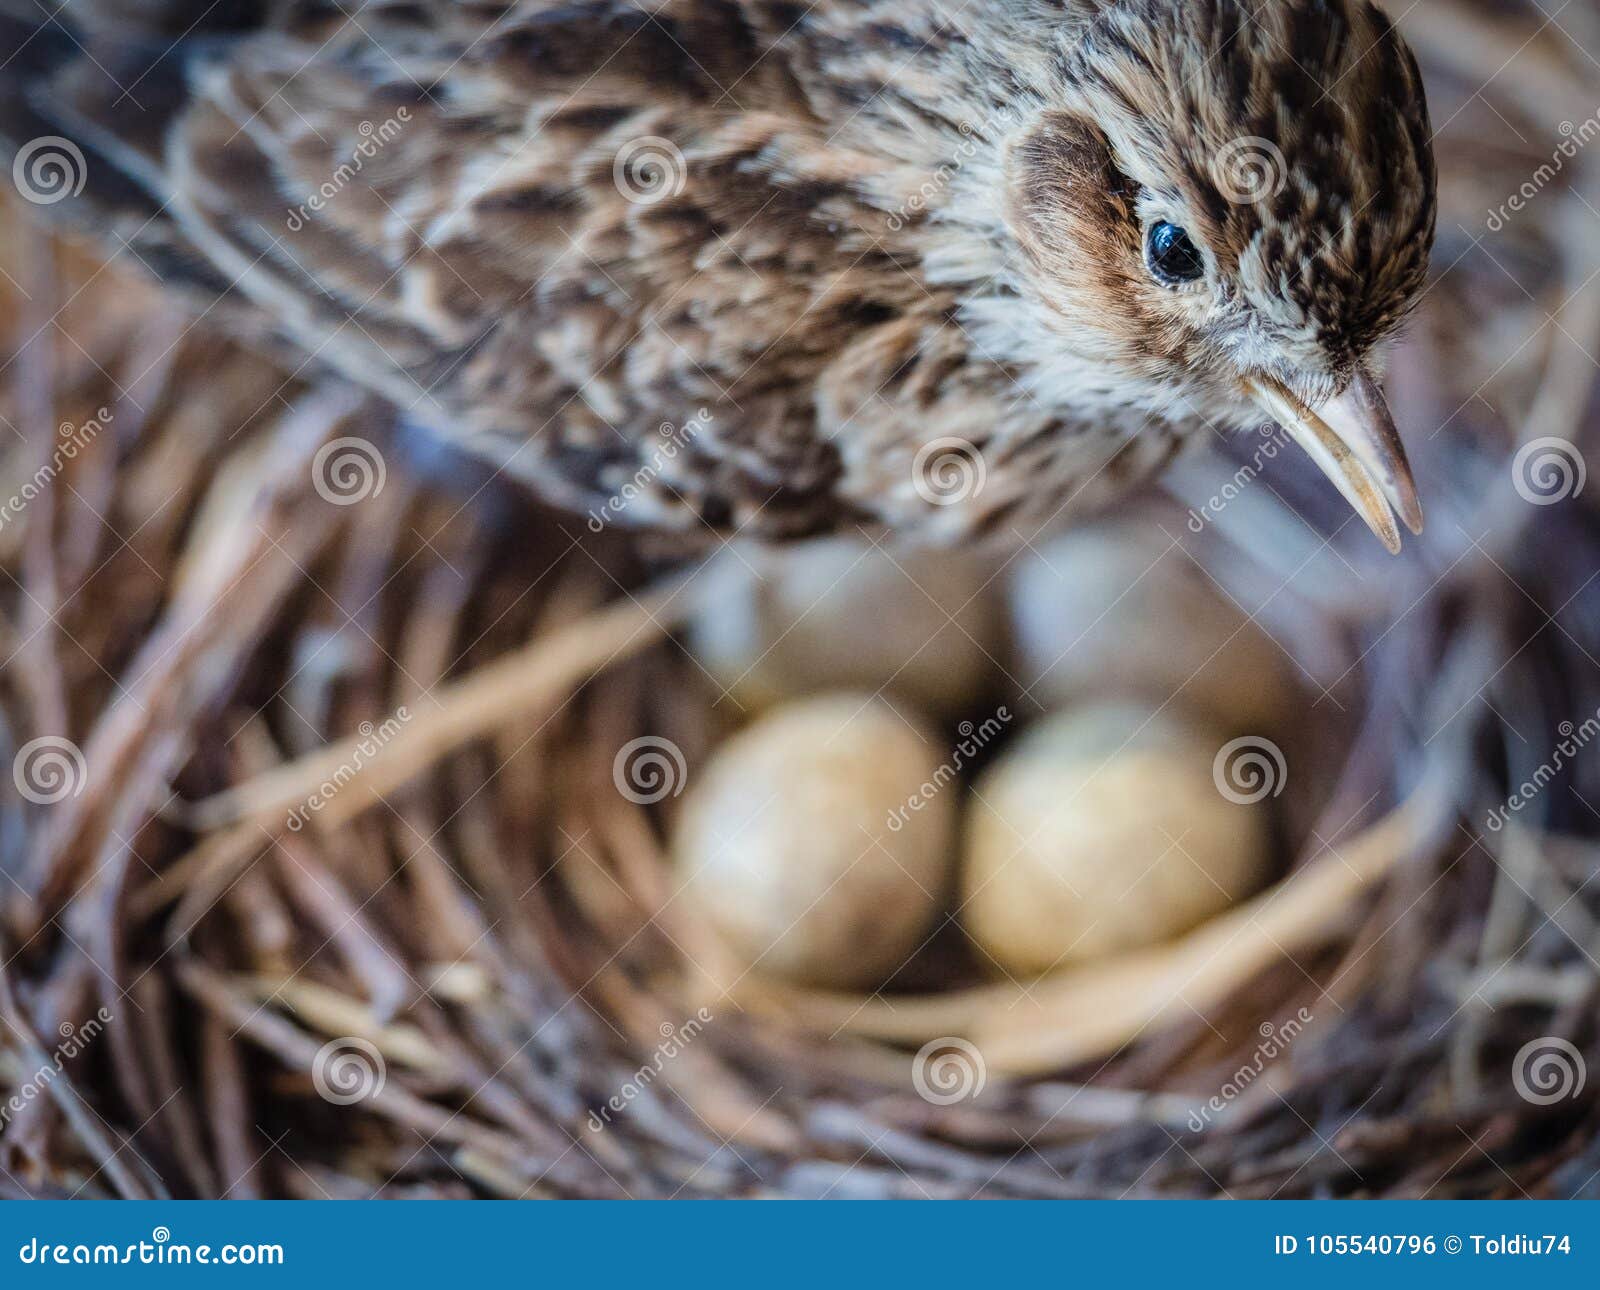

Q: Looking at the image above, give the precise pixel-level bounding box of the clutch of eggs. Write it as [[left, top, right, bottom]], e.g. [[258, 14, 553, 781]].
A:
[[670, 518, 1281, 990], [668, 692, 1272, 989]]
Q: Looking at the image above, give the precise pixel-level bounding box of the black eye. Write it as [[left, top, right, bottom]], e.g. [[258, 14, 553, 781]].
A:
[[1146, 221, 1205, 286]]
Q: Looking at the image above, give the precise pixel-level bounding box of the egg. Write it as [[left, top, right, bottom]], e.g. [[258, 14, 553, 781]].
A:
[[687, 537, 999, 718], [673, 694, 956, 989], [961, 703, 1271, 975], [1010, 522, 1293, 733]]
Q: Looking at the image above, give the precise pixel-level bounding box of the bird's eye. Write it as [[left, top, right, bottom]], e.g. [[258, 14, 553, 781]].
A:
[[1146, 221, 1205, 286]]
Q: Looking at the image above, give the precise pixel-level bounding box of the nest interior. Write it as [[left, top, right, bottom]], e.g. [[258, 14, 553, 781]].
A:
[[3, 0, 1600, 1199]]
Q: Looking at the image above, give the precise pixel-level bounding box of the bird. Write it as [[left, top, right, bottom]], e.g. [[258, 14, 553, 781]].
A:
[[0, 0, 1436, 550]]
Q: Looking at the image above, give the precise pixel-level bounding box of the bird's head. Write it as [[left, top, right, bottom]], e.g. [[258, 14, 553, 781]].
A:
[[1004, 0, 1436, 551]]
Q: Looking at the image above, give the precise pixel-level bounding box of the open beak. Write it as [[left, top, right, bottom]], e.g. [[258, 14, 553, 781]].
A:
[[1243, 371, 1423, 555]]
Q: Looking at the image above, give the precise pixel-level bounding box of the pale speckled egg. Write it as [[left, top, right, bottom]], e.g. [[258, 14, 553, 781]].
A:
[[961, 703, 1271, 975], [687, 538, 1000, 719], [673, 694, 957, 989], [1010, 523, 1293, 734]]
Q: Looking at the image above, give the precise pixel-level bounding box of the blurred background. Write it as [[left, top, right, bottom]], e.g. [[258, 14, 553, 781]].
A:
[[1, 0, 1599, 1198]]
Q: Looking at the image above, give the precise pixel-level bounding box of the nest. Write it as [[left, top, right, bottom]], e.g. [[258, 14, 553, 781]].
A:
[[3, 0, 1600, 1199]]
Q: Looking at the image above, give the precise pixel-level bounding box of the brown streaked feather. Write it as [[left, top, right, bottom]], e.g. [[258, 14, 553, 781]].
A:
[[1, 0, 1439, 545]]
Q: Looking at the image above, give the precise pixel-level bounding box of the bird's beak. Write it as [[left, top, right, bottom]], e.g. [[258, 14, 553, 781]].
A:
[[1243, 371, 1423, 555]]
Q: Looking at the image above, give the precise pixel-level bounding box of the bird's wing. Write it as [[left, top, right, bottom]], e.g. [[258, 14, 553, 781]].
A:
[[3, 0, 996, 535]]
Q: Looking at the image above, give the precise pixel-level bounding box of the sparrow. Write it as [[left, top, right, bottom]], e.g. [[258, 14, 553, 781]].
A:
[[1, 0, 1436, 550]]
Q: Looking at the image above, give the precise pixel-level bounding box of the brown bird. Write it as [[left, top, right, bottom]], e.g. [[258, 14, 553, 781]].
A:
[[2, 0, 1435, 549]]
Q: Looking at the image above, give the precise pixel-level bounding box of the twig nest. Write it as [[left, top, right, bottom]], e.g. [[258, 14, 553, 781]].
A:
[[672, 693, 955, 990], [962, 703, 1270, 975], [1011, 524, 1292, 733], [688, 538, 999, 718]]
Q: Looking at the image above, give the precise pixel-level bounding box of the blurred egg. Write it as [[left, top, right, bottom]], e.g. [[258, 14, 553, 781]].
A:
[[673, 693, 955, 989], [688, 538, 1000, 718], [1010, 522, 1293, 733], [961, 703, 1270, 975]]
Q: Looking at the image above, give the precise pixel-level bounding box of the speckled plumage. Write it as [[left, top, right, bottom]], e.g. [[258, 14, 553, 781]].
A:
[[2, 0, 1437, 544]]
